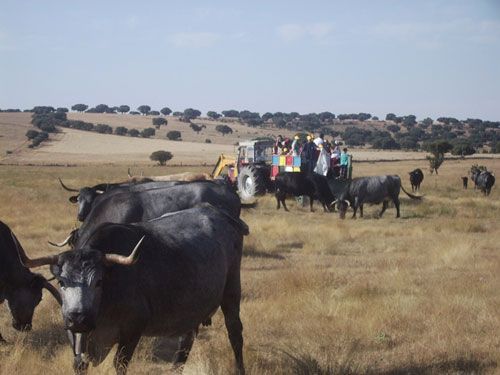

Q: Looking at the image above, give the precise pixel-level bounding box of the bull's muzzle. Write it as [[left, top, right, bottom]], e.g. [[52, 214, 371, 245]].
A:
[[12, 320, 32, 332], [65, 312, 95, 333]]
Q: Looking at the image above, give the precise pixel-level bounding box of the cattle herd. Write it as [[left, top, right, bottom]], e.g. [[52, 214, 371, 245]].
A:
[[0, 164, 495, 374]]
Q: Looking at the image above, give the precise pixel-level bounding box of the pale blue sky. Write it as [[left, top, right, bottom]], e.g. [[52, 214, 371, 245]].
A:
[[1, 0, 499, 120]]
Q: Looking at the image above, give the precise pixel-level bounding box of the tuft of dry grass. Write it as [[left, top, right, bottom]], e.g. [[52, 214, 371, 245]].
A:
[[0, 159, 499, 374]]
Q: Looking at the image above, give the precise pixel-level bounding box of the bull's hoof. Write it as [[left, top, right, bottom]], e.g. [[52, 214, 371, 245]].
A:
[[74, 355, 89, 375]]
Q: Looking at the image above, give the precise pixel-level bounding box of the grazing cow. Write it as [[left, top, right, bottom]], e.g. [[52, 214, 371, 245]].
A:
[[408, 168, 424, 192], [0, 221, 61, 341], [334, 175, 422, 219], [462, 176, 468, 189], [471, 169, 495, 196], [68, 181, 241, 248], [17, 205, 248, 374], [275, 172, 336, 212]]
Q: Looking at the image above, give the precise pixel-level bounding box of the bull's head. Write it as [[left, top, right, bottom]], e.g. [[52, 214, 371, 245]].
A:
[[59, 179, 105, 222], [332, 198, 350, 219], [5, 274, 60, 331], [9, 234, 62, 331], [15, 235, 144, 333]]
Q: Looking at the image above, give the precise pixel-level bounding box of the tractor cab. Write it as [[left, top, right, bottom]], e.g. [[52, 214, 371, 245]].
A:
[[237, 140, 274, 166]]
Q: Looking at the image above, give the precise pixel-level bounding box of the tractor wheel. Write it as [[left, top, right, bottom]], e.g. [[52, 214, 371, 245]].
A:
[[237, 166, 267, 201]]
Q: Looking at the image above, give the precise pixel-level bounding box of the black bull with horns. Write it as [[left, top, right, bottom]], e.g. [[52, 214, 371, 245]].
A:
[[16, 205, 249, 374], [53, 180, 241, 249], [329, 175, 422, 219], [1, 220, 61, 341]]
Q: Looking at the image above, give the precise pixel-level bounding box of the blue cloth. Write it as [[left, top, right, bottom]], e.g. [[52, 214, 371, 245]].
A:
[[340, 152, 349, 166]]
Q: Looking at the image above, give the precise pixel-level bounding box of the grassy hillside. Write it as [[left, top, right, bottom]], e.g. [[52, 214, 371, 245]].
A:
[[1, 113, 498, 166]]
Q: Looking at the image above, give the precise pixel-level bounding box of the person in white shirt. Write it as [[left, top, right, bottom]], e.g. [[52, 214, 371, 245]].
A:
[[313, 133, 324, 147]]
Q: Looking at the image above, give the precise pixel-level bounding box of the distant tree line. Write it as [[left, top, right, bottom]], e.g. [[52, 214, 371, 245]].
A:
[[13, 105, 500, 154], [26, 109, 159, 146]]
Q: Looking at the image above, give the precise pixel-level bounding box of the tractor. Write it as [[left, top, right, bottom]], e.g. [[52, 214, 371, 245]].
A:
[[212, 139, 275, 201]]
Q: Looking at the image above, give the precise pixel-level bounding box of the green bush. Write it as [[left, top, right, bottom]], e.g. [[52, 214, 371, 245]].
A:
[[114, 126, 128, 136], [150, 150, 173, 165], [141, 128, 156, 138], [166, 130, 182, 141], [128, 129, 140, 137]]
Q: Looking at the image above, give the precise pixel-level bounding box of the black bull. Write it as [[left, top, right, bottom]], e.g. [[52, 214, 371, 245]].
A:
[[0, 221, 61, 341], [17, 205, 248, 374], [409, 168, 424, 192], [274, 172, 336, 212], [58, 178, 170, 222], [63, 181, 241, 248], [471, 170, 495, 196], [331, 175, 422, 219]]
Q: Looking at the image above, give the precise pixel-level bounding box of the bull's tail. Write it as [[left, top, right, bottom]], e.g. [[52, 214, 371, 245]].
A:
[[401, 185, 423, 200]]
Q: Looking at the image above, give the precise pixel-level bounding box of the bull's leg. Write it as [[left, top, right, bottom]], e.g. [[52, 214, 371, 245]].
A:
[[351, 198, 358, 218], [221, 272, 245, 375], [173, 331, 196, 367], [0, 332, 5, 344], [309, 195, 315, 212], [359, 204, 364, 218], [275, 192, 281, 210], [379, 201, 388, 217], [113, 332, 142, 375], [281, 196, 289, 212], [394, 197, 401, 218]]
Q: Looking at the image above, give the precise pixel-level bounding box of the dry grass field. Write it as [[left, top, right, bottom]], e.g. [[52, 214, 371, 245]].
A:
[[0, 157, 499, 374]]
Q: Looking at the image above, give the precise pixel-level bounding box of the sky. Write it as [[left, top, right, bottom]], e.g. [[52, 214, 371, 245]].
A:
[[1, 0, 499, 121]]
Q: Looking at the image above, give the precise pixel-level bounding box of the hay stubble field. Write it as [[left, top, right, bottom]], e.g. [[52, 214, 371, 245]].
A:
[[0, 157, 499, 374]]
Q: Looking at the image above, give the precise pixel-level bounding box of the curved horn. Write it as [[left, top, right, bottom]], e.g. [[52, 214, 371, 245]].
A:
[[58, 178, 79, 192], [11, 232, 59, 268], [95, 190, 105, 194], [48, 232, 73, 248], [343, 199, 351, 207], [43, 280, 62, 306], [104, 236, 145, 266]]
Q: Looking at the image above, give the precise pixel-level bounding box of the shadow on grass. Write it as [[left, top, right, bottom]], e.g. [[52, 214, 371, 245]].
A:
[[277, 344, 497, 375], [278, 348, 496, 375], [379, 358, 497, 375], [275, 241, 304, 251], [280, 349, 362, 375], [243, 246, 286, 260]]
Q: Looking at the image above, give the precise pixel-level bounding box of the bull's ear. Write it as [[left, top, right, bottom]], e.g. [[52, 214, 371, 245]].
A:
[[69, 196, 78, 203]]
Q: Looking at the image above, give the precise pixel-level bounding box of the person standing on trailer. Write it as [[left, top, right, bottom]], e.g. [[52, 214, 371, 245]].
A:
[[340, 147, 349, 179]]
